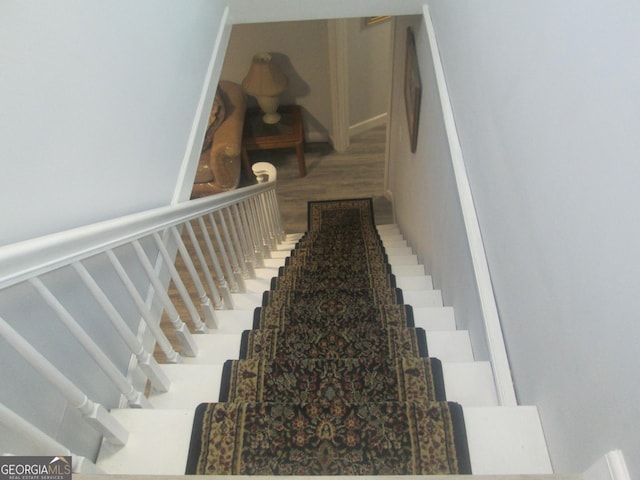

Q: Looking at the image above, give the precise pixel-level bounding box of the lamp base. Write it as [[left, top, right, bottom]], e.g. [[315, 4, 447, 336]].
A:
[[262, 112, 282, 124], [256, 95, 281, 124]]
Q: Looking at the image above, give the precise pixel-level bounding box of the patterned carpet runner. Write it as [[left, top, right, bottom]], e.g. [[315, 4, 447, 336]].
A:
[[186, 198, 471, 475]]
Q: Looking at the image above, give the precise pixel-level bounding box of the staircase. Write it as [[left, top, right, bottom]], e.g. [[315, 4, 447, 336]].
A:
[[0, 176, 554, 476], [95, 222, 552, 475]]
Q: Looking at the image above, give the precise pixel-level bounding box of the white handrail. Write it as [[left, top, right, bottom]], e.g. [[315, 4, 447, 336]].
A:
[[0, 170, 284, 458], [0, 182, 273, 291]]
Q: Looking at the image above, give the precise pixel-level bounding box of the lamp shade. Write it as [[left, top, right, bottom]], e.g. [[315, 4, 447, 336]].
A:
[[242, 53, 288, 97]]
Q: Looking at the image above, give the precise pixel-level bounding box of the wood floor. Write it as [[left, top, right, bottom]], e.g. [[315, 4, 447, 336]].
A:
[[152, 126, 393, 365], [242, 125, 394, 233]]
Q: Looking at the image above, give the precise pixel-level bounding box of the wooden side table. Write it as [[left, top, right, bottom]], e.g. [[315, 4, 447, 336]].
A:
[[242, 104, 306, 178]]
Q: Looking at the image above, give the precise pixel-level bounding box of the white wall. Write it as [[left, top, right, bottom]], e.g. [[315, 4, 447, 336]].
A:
[[420, 0, 640, 475], [220, 18, 392, 143], [227, 0, 424, 24], [0, 0, 226, 245], [0, 0, 228, 459], [220, 20, 333, 142], [347, 17, 392, 133], [387, 16, 490, 362]]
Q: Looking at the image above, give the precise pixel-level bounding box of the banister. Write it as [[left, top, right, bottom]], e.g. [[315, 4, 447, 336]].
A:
[[0, 181, 274, 290]]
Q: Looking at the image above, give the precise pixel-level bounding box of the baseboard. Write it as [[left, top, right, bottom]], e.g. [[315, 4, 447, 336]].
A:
[[422, 5, 517, 407], [584, 451, 630, 480], [348, 113, 388, 138], [384, 189, 395, 223], [307, 131, 330, 143]]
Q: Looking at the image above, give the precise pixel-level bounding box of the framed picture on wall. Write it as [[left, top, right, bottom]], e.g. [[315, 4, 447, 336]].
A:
[[404, 27, 422, 153]]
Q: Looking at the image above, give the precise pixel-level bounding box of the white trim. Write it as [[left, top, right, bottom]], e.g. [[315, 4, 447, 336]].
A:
[[348, 113, 388, 138], [306, 131, 330, 143], [327, 18, 350, 152], [383, 17, 397, 197], [172, 7, 232, 204], [422, 5, 517, 406], [585, 451, 631, 480], [0, 183, 273, 291]]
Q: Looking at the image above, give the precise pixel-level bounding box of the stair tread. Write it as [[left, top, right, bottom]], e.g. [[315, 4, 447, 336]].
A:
[[127, 216, 549, 476], [214, 309, 254, 333], [401, 289, 443, 307], [388, 254, 418, 265], [149, 364, 223, 409], [426, 330, 474, 362], [96, 408, 195, 475], [413, 306, 457, 331], [96, 404, 550, 475], [463, 406, 553, 474], [390, 264, 426, 276], [395, 275, 433, 290], [230, 292, 264, 309], [184, 333, 243, 364], [442, 361, 498, 407], [385, 246, 413, 256]]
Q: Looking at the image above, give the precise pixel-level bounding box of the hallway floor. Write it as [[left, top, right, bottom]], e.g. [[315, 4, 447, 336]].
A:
[[240, 125, 393, 233]]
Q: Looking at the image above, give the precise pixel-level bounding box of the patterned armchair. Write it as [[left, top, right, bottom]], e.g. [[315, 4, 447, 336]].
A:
[[191, 81, 247, 198]]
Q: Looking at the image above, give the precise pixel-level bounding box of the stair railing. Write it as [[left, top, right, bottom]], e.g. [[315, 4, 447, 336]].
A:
[[0, 171, 284, 463]]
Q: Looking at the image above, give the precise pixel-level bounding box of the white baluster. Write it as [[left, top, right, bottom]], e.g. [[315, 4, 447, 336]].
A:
[[196, 217, 234, 309], [170, 226, 218, 329], [152, 232, 207, 334], [106, 249, 181, 365], [207, 213, 239, 293], [30, 275, 152, 409], [184, 221, 224, 310], [268, 188, 286, 242], [250, 196, 271, 258], [132, 240, 198, 357], [0, 402, 103, 473], [0, 316, 128, 445], [231, 203, 256, 278], [216, 209, 246, 291], [72, 261, 171, 394], [222, 207, 251, 279], [259, 191, 278, 250], [240, 199, 264, 268]]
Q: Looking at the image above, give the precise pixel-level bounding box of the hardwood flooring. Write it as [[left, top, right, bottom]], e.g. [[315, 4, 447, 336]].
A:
[[151, 126, 393, 366], [241, 125, 394, 233]]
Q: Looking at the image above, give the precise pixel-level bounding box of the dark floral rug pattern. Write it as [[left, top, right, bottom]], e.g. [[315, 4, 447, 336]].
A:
[[186, 198, 471, 475]]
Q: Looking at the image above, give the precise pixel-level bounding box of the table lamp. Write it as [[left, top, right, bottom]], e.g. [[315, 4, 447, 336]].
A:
[[242, 53, 288, 124]]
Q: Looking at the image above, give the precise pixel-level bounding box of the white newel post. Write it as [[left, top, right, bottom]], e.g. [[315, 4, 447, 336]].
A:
[[0, 316, 129, 445], [29, 276, 152, 409], [132, 240, 198, 357]]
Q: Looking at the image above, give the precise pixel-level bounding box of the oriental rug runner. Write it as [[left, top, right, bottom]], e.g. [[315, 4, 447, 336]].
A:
[[186, 198, 471, 475]]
